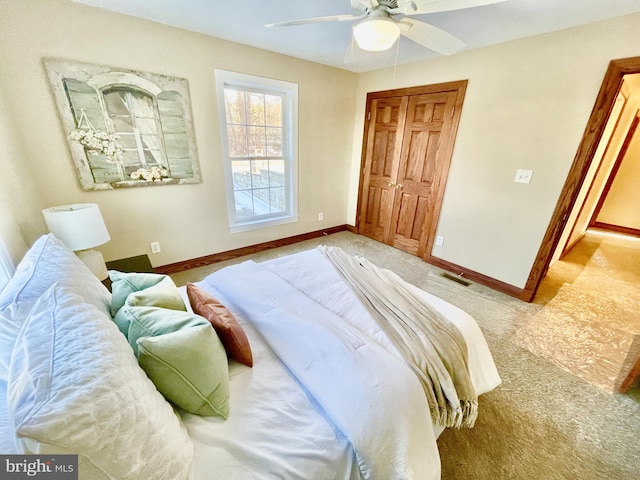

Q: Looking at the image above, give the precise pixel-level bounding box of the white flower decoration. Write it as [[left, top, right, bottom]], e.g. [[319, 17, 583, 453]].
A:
[[68, 129, 124, 164]]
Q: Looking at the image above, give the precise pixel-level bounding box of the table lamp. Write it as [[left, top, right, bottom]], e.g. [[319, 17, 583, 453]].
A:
[[42, 203, 111, 280]]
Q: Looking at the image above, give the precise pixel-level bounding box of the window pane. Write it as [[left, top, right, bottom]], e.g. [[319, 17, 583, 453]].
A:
[[111, 115, 134, 132], [252, 189, 271, 215], [251, 160, 269, 188], [265, 95, 282, 127], [269, 187, 286, 213], [246, 92, 265, 126], [227, 125, 247, 157], [248, 126, 266, 156], [269, 160, 285, 187], [143, 150, 163, 165], [137, 117, 158, 135], [140, 134, 161, 151], [129, 91, 155, 116], [103, 91, 130, 115], [231, 160, 251, 191], [224, 89, 246, 124], [234, 190, 254, 220], [122, 150, 140, 167], [266, 127, 282, 156], [117, 134, 137, 149]]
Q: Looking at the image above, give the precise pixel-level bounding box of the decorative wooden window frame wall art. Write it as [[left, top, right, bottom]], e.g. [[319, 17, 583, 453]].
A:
[[44, 58, 202, 190]]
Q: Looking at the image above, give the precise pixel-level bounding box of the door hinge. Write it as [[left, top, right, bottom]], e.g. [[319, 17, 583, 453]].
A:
[[451, 106, 455, 118], [367, 111, 371, 121]]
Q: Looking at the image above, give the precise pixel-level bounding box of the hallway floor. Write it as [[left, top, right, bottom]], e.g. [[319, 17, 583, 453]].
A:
[[515, 229, 640, 392]]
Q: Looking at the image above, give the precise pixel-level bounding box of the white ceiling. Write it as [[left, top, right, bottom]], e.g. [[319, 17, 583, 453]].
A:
[[70, 0, 640, 73]]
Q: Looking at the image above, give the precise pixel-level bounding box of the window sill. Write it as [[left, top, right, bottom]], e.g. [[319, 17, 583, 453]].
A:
[[230, 215, 298, 234]]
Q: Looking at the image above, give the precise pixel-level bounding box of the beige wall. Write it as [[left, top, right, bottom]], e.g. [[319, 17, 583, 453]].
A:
[[0, 0, 357, 267], [0, 87, 39, 264], [3, 0, 640, 289], [350, 13, 640, 288]]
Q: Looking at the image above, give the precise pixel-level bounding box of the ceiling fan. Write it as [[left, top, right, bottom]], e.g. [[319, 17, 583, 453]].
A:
[[267, 0, 507, 56]]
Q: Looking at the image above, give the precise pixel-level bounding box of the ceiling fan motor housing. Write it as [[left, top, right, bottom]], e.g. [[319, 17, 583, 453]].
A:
[[378, 0, 401, 9], [352, 0, 401, 13]]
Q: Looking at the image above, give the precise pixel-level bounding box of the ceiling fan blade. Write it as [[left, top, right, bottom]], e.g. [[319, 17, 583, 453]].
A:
[[266, 14, 364, 28], [397, 0, 507, 15], [400, 18, 465, 55]]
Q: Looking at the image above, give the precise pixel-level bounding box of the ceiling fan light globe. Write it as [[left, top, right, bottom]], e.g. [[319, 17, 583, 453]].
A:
[[353, 18, 400, 51]]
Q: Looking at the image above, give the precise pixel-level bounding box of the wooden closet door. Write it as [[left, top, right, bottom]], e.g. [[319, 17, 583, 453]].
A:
[[358, 96, 408, 242], [357, 81, 466, 260], [389, 91, 458, 257]]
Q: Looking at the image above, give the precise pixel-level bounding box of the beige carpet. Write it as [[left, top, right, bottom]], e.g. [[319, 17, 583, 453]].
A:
[[515, 230, 640, 393], [170, 230, 640, 479]]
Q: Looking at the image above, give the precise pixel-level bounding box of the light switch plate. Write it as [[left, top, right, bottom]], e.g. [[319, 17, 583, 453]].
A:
[[514, 169, 534, 184]]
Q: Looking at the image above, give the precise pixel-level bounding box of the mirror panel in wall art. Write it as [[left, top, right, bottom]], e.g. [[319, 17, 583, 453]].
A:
[[44, 58, 202, 190]]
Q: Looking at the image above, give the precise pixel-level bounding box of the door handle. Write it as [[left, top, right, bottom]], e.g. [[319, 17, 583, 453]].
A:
[[395, 183, 403, 190], [388, 182, 396, 188]]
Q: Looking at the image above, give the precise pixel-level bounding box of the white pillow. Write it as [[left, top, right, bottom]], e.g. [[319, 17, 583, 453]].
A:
[[8, 284, 194, 479], [0, 234, 111, 380], [0, 380, 16, 454]]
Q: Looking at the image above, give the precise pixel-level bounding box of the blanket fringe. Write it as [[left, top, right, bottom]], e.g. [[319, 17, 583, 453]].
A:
[[438, 399, 478, 429]]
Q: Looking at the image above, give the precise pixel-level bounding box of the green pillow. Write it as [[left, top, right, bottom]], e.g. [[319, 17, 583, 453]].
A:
[[111, 273, 186, 336], [110, 271, 184, 317], [120, 306, 209, 356], [137, 325, 230, 418]]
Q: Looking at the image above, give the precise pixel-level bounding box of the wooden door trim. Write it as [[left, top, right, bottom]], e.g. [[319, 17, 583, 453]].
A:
[[521, 56, 640, 302], [365, 80, 469, 100], [355, 79, 468, 249]]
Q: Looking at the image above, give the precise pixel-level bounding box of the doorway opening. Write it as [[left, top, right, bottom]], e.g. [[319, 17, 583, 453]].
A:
[[522, 56, 640, 302]]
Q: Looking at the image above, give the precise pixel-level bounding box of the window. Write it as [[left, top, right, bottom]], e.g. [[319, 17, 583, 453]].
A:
[[102, 87, 166, 171], [215, 70, 298, 232]]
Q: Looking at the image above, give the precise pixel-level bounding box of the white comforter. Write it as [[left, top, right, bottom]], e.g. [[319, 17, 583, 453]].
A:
[[183, 247, 501, 480]]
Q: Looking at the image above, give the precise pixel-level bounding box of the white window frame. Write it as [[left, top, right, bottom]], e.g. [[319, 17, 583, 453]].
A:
[[215, 69, 298, 233]]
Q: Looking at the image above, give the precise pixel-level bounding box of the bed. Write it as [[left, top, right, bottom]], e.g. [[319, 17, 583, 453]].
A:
[[0, 234, 500, 479]]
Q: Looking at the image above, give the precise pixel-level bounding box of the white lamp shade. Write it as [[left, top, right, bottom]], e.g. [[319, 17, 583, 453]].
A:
[[353, 18, 400, 52], [42, 204, 110, 251]]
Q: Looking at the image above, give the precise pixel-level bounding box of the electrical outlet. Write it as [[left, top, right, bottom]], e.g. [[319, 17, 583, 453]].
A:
[[435, 235, 445, 247], [150, 241, 161, 254], [318, 212, 324, 221]]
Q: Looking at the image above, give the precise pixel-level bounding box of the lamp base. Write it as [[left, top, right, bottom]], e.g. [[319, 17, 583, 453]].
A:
[[76, 249, 108, 281]]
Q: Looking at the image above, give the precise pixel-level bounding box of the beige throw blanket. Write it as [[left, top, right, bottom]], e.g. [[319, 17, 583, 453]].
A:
[[324, 246, 478, 428]]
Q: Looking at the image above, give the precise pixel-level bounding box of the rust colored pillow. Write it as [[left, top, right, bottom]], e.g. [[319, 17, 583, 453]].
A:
[[186, 283, 253, 367]]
